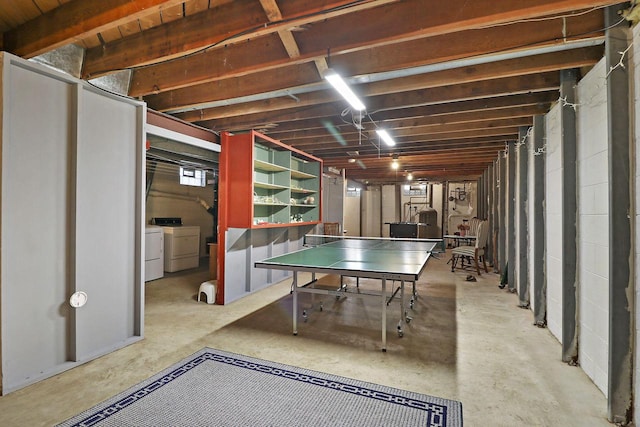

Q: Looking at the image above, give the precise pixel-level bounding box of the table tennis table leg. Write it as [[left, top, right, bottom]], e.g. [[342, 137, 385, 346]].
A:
[[401, 280, 405, 327], [381, 278, 387, 352], [293, 271, 298, 336], [401, 280, 412, 326]]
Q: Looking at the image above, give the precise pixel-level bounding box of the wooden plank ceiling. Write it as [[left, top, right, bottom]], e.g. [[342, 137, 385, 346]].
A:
[[0, 0, 630, 184]]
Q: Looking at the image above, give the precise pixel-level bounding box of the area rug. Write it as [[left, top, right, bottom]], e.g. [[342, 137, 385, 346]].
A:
[[57, 348, 463, 427]]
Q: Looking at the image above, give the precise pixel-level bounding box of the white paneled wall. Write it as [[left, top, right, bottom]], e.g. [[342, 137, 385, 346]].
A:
[[576, 59, 609, 395], [0, 53, 145, 394], [381, 185, 397, 237], [545, 103, 563, 342], [361, 186, 381, 237], [633, 23, 640, 421]]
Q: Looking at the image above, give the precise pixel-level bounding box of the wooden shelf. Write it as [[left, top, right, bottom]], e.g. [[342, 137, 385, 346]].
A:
[[254, 159, 289, 173], [290, 169, 316, 179], [221, 130, 323, 229], [290, 187, 316, 194], [254, 181, 289, 190], [253, 202, 288, 206]]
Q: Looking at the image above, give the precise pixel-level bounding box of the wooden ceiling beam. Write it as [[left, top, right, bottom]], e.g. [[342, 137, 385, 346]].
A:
[[300, 129, 520, 156], [155, 62, 560, 117], [314, 9, 604, 77], [142, 17, 601, 110], [220, 91, 558, 134], [290, 119, 529, 149], [346, 159, 498, 170], [341, 165, 494, 182], [299, 133, 517, 157], [314, 134, 509, 152], [290, 0, 616, 53], [274, 106, 546, 141], [194, 45, 594, 133], [83, 0, 393, 79], [195, 101, 347, 131], [319, 144, 506, 161], [348, 155, 502, 169], [2, 0, 184, 58], [131, 6, 603, 97]]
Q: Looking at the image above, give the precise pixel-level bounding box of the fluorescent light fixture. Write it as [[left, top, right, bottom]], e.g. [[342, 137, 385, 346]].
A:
[[376, 129, 396, 146], [391, 158, 399, 170], [324, 68, 366, 111]]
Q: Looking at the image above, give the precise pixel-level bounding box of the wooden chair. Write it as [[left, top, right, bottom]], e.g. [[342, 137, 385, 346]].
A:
[[468, 217, 482, 236], [450, 220, 489, 275], [323, 222, 340, 236]]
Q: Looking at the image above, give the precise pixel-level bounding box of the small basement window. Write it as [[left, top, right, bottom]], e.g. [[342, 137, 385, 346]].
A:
[[179, 167, 206, 187]]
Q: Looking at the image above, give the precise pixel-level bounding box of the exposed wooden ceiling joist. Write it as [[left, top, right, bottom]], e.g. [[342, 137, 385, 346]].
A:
[[0, 0, 629, 183], [2, 0, 184, 57], [142, 8, 604, 109]]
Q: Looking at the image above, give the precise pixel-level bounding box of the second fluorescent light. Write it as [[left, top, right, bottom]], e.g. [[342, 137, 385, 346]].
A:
[[376, 129, 396, 146], [324, 69, 366, 111]]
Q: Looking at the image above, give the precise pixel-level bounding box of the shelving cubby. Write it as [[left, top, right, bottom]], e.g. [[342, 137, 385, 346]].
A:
[[290, 157, 320, 223], [220, 130, 322, 229]]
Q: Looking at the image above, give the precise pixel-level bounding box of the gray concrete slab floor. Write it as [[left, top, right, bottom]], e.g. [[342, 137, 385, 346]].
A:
[[0, 252, 610, 426]]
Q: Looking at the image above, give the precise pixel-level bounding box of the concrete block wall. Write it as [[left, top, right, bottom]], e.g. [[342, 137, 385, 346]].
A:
[[545, 103, 563, 342], [576, 58, 609, 395]]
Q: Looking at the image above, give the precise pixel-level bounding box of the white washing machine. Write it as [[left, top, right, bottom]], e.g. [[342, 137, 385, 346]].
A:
[[162, 225, 201, 272], [145, 226, 164, 281]]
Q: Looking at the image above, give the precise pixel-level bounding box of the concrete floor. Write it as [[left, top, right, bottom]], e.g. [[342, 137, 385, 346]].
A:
[[0, 252, 611, 426]]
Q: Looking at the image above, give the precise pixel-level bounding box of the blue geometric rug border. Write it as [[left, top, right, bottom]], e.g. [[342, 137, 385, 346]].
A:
[[57, 347, 463, 427]]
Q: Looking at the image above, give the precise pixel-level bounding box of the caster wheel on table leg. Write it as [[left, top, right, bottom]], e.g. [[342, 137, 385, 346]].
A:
[[397, 324, 404, 338], [302, 310, 308, 322]]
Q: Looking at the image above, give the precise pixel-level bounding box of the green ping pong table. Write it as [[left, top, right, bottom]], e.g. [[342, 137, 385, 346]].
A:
[[255, 235, 443, 351]]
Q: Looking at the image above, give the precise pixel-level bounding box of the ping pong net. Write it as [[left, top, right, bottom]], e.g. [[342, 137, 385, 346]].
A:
[[303, 234, 445, 253]]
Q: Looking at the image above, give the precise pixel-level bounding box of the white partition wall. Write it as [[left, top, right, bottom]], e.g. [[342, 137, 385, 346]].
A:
[[344, 180, 361, 236], [576, 59, 609, 395], [223, 226, 313, 304], [545, 103, 563, 342], [381, 185, 397, 237], [322, 173, 345, 225], [75, 88, 143, 360], [361, 186, 382, 237], [0, 53, 145, 394], [2, 55, 73, 390]]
